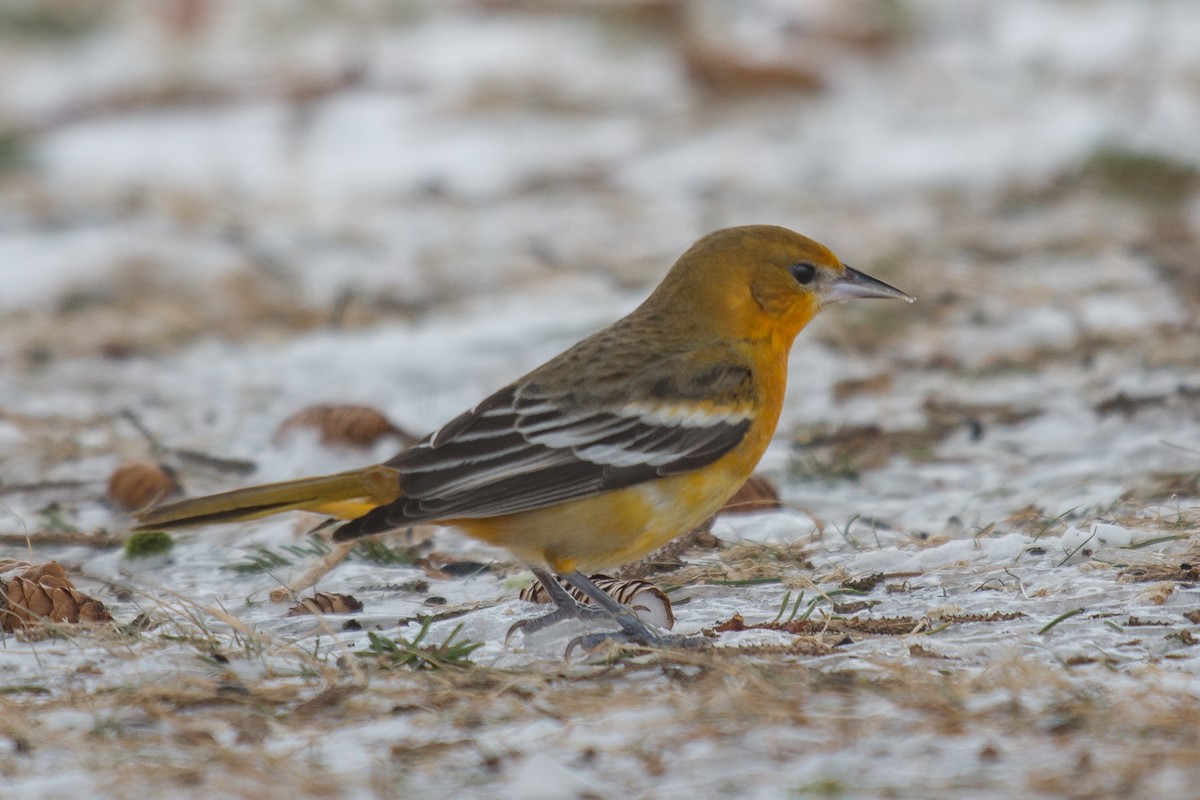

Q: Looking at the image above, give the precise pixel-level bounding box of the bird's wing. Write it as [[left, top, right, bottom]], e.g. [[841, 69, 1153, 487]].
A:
[[377, 366, 754, 523]]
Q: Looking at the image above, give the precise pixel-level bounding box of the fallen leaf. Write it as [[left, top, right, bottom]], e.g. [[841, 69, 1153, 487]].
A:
[[719, 474, 782, 514], [107, 460, 179, 511], [274, 404, 418, 449]]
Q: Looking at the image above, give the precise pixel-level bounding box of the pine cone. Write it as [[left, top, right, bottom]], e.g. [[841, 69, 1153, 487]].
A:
[[519, 574, 674, 630], [1, 561, 112, 632], [285, 592, 364, 617]]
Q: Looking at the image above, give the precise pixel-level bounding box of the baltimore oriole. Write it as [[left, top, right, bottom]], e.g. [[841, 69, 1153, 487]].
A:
[[135, 225, 912, 649]]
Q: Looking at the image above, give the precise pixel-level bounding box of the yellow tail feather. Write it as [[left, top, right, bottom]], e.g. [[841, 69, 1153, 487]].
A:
[[133, 465, 402, 531]]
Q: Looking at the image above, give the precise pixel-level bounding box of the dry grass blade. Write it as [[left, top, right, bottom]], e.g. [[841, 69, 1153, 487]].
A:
[[267, 540, 356, 603], [1119, 561, 1200, 583], [666, 540, 813, 587]]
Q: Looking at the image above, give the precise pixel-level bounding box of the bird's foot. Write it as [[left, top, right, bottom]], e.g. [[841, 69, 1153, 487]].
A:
[[565, 622, 711, 660], [507, 567, 708, 656], [504, 602, 609, 645]]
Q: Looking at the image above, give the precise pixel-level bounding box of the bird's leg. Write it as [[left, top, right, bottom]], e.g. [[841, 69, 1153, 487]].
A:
[[559, 570, 660, 637], [506, 569, 709, 654], [504, 567, 608, 644], [558, 571, 707, 654]]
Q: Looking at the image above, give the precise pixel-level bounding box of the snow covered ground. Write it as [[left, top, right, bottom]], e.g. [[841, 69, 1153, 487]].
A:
[[2, 1, 1199, 798]]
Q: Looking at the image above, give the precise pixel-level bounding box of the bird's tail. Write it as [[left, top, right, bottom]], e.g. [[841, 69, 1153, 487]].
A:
[[132, 465, 402, 531]]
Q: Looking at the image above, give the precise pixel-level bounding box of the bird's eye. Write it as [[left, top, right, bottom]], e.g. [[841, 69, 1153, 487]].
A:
[[790, 262, 817, 285]]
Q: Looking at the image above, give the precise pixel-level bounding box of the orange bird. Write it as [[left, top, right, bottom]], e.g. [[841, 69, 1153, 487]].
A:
[[135, 225, 912, 648]]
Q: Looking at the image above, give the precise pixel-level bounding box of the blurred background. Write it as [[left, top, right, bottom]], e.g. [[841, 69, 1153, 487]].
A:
[[1, 0, 1199, 525], [1, 0, 1196, 364], [3, 5, 1200, 797]]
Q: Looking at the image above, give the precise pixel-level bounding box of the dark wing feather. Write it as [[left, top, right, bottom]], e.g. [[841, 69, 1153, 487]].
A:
[[334, 369, 752, 540]]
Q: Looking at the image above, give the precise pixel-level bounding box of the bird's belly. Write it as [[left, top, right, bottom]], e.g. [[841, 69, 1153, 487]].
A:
[[453, 468, 741, 573]]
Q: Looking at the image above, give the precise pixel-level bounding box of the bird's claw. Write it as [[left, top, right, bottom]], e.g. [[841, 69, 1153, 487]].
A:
[[564, 630, 711, 660], [503, 619, 529, 648], [505, 603, 609, 646], [509, 570, 707, 657]]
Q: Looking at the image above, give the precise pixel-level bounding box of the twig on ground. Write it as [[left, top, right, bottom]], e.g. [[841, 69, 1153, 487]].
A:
[[0, 479, 96, 497], [119, 408, 256, 476], [268, 541, 357, 603], [0, 531, 123, 548]]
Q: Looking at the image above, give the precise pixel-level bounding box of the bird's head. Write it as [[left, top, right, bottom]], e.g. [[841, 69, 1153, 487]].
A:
[[650, 225, 913, 343]]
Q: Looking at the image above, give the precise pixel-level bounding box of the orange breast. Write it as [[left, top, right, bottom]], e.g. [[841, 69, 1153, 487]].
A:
[[455, 466, 740, 573], [452, 337, 791, 573]]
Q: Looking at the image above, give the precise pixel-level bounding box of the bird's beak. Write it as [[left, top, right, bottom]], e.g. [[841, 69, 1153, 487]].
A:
[[824, 265, 914, 304]]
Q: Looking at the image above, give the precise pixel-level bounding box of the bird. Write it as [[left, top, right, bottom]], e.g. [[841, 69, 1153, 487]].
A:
[[134, 225, 912, 650]]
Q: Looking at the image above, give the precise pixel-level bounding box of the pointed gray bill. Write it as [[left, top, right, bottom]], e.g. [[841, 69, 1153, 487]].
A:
[[824, 265, 914, 304]]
